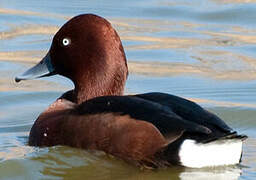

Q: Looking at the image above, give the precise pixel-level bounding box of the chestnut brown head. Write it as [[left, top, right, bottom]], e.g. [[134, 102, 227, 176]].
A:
[[16, 14, 128, 103]]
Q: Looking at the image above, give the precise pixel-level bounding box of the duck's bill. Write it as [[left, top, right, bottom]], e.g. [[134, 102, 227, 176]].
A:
[[15, 52, 56, 82]]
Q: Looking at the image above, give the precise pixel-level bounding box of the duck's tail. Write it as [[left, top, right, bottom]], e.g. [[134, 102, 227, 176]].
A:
[[177, 133, 247, 168]]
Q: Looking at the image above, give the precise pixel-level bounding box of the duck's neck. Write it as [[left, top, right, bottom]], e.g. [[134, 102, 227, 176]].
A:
[[73, 70, 127, 104]]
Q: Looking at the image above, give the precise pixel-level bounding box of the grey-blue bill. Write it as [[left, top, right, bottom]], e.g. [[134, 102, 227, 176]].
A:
[[15, 52, 56, 82]]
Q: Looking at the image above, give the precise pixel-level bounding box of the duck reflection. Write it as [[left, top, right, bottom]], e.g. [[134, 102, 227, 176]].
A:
[[31, 146, 242, 180], [179, 166, 241, 180]]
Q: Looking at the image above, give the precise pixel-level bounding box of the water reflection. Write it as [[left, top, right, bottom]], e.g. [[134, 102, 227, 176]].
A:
[[179, 167, 242, 180], [0, 8, 68, 19], [0, 132, 31, 161], [25, 146, 242, 180]]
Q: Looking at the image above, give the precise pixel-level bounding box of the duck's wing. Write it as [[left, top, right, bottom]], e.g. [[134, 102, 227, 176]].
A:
[[74, 95, 212, 138], [135, 92, 233, 133]]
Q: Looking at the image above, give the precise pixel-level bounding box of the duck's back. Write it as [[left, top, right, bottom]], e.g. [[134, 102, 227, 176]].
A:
[[72, 93, 247, 168]]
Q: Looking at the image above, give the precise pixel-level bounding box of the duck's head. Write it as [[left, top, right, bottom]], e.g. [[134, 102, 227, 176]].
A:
[[16, 14, 128, 103]]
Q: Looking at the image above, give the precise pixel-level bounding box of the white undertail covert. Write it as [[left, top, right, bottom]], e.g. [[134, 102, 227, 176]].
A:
[[178, 139, 243, 168]]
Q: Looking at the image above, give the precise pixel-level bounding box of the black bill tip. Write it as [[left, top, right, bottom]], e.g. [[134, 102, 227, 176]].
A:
[[15, 77, 22, 83]]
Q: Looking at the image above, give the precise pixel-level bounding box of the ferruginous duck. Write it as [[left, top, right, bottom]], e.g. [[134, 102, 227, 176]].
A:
[[15, 14, 247, 168]]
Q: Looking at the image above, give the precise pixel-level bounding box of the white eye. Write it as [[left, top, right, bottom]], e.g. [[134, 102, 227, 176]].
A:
[[62, 38, 70, 46]]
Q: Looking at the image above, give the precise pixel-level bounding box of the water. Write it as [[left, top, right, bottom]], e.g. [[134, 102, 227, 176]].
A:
[[0, 0, 256, 179]]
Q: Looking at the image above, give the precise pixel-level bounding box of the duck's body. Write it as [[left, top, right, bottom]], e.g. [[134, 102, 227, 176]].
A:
[[16, 14, 247, 168]]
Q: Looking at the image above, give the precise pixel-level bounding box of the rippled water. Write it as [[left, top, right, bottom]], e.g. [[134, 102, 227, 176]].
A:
[[1, 0, 256, 179]]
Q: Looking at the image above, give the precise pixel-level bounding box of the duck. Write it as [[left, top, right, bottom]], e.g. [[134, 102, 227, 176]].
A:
[[15, 14, 247, 168]]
